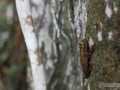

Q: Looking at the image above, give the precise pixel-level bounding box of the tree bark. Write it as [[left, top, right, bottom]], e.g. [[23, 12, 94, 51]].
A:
[[15, 0, 46, 90], [49, 0, 120, 90]]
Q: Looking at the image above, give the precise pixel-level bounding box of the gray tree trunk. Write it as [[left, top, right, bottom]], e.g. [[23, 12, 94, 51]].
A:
[[33, 0, 120, 90]]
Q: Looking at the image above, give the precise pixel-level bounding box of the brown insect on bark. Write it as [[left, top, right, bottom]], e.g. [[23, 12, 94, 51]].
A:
[[79, 39, 96, 78]]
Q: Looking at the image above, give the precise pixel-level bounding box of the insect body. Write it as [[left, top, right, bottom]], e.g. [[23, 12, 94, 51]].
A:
[[79, 39, 95, 78]]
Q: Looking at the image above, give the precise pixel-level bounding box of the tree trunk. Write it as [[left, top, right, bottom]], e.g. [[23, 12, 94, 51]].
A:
[[1, 0, 120, 90], [48, 0, 120, 90]]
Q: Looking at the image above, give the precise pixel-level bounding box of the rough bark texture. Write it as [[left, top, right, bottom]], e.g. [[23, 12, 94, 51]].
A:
[[1, 0, 120, 90], [48, 0, 120, 90], [44, 0, 120, 90], [85, 0, 120, 90]]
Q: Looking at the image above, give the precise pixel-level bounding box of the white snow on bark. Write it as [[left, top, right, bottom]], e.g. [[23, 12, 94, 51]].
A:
[[15, 0, 46, 90]]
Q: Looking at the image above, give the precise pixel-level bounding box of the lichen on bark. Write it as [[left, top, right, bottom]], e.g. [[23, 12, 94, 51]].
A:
[[86, 0, 120, 90]]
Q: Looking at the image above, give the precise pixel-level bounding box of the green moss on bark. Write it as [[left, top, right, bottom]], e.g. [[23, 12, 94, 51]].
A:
[[86, 0, 120, 90]]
